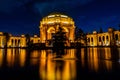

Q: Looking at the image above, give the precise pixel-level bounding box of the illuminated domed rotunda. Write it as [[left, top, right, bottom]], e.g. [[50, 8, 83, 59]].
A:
[[39, 13, 75, 46]]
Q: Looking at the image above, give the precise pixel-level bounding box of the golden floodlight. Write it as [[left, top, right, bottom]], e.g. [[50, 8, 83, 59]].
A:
[[39, 13, 75, 45]]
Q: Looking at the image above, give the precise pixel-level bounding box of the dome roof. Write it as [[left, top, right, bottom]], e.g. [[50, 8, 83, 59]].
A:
[[47, 13, 69, 18], [41, 12, 74, 24]]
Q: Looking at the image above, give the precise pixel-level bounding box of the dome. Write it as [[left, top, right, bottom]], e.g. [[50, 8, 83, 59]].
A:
[[41, 13, 74, 25], [47, 13, 68, 18], [40, 12, 75, 43]]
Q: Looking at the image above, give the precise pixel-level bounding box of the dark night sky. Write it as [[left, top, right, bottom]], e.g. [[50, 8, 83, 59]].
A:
[[0, 0, 120, 36]]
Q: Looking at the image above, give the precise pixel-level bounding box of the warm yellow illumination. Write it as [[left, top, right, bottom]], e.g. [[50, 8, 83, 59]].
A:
[[87, 48, 99, 72], [0, 32, 3, 35], [40, 13, 75, 46], [0, 32, 40, 48], [30, 50, 39, 65], [87, 28, 120, 46], [0, 49, 3, 67], [19, 49, 26, 67], [3, 49, 26, 67], [39, 49, 76, 80], [104, 60, 112, 71], [7, 49, 15, 67], [81, 48, 85, 67], [105, 48, 111, 59], [61, 15, 68, 18]]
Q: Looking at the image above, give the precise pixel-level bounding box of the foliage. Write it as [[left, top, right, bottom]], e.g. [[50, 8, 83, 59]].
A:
[[25, 34, 33, 47], [99, 27, 103, 33], [3, 32, 10, 48], [53, 27, 67, 48], [75, 27, 87, 46], [75, 27, 86, 40]]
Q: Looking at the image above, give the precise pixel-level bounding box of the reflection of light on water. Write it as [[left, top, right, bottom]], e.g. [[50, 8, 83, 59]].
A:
[[86, 47, 113, 72], [87, 48, 99, 72], [19, 49, 26, 67], [0, 49, 3, 67], [64, 49, 76, 59], [104, 48, 112, 71], [81, 48, 85, 67], [30, 50, 39, 65], [47, 59, 55, 79], [7, 49, 15, 67], [105, 48, 111, 59], [31, 50, 39, 58], [104, 60, 112, 70], [41, 50, 46, 59], [118, 59, 120, 63], [3, 49, 27, 67], [64, 60, 76, 79], [118, 48, 120, 63], [93, 48, 99, 72], [39, 49, 76, 80]]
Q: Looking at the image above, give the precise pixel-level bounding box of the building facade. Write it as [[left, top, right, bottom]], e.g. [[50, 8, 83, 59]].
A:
[[40, 13, 75, 46], [0, 13, 75, 48], [0, 32, 40, 48], [87, 28, 120, 46], [0, 13, 120, 48]]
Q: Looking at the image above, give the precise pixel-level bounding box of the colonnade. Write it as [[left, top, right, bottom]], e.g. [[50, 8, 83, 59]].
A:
[[0, 33, 40, 48], [87, 29, 120, 46]]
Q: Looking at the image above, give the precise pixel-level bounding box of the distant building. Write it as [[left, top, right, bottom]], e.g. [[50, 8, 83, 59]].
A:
[[0, 32, 40, 48], [40, 13, 75, 47], [0, 13, 120, 48], [0, 13, 75, 48], [86, 28, 120, 46]]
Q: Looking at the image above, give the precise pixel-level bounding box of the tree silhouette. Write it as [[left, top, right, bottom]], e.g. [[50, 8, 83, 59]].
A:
[[52, 27, 68, 55], [119, 24, 120, 31], [53, 27, 67, 49], [3, 32, 10, 48], [75, 27, 86, 46], [25, 34, 32, 47], [99, 27, 103, 33]]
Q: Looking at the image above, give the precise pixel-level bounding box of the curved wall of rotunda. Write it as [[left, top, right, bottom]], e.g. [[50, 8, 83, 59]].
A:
[[39, 13, 75, 44]]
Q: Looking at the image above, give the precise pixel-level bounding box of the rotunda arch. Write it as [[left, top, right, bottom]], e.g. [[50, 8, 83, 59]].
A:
[[39, 13, 75, 46]]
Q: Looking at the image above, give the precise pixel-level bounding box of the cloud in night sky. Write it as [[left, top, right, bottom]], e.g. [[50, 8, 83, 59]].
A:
[[0, 0, 32, 13], [33, 0, 94, 16], [0, 0, 94, 15]]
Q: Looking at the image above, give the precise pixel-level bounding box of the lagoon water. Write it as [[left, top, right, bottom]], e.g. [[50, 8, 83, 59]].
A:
[[0, 47, 120, 80]]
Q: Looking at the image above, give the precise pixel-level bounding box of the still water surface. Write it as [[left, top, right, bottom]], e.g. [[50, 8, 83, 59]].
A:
[[0, 47, 120, 80]]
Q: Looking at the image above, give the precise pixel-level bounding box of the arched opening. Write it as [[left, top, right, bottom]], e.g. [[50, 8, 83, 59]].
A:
[[18, 39, 20, 47], [106, 36, 108, 41], [102, 36, 105, 41], [88, 38, 90, 42], [11, 39, 14, 47], [38, 40, 40, 43], [102, 36, 105, 45], [47, 27, 55, 40], [62, 27, 69, 39], [91, 37, 93, 45], [87, 38, 90, 46], [91, 37, 93, 42], [15, 39, 17, 47], [115, 34, 118, 40], [31, 40, 33, 43], [99, 37, 101, 42]]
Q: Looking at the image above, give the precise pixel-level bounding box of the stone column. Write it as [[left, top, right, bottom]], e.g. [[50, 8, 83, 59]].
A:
[[105, 35, 106, 45], [0, 37, 2, 47], [21, 35, 26, 47], [108, 35, 110, 46]]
